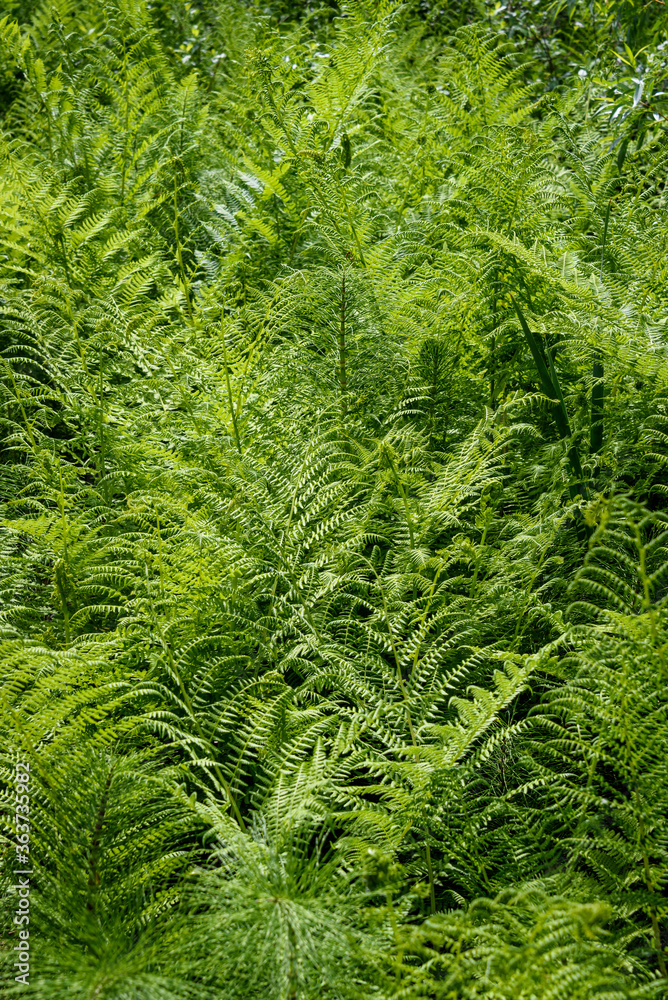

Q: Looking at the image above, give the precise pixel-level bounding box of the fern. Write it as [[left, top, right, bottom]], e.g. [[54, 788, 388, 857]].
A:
[[2, 0, 668, 996]]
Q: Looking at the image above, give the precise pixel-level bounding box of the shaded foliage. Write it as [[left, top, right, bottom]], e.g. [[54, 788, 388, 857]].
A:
[[1, 1, 668, 997]]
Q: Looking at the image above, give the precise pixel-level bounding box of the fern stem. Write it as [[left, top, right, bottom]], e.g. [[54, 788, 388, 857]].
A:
[[637, 798, 668, 977], [220, 318, 242, 454], [338, 270, 348, 416], [425, 844, 436, 915], [366, 554, 436, 909], [590, 202, 611, 457], [635, 527, 668, 677], [590, 355, 604, 455], [57, 460, 72, 646], [146, 569, 246, 830], [411, 565, 444, 676], [512, 297, 588, 502], [469, 499, 491, 598], [386, 888, 404, 980], [120, 50, 129, 205], [86, 763, 116, 913], [174, 173, 193, 323], [386, 453, 415, 548], [4, 362, 38, 452], [339, 183, 366, 266]]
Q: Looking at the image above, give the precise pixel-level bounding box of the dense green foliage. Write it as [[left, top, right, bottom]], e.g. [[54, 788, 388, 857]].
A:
[[2, 0, 668, 996]]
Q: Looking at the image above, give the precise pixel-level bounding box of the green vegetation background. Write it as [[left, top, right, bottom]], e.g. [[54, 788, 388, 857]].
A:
[[1, 0, 668, 996]]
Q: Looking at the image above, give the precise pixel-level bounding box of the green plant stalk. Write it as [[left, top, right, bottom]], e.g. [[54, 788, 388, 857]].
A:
[[469, 503, 491, 598], [119, 50, 130, 205], [590, 357, 604, 455], [411, 565, 444, 676], [591, 201, 610, 456], [57, 460, 72, 646], [4, 362, 38, 452], [339, 182, 366, 266], [386, 454, 416, 548], [424, 844, 436, 916], [545, 341, 588, 495], [489, 333, 496, 409], [636, 526, 668, 677], [146, 572, 246, 830], [220, 319, 243, 454], [338, 270, 348, 416], [386, 888, 405, 980], [174, 174, 193, 323], [637, 803, 668, 978], [288, 920, 298, 1000], [97, 358, 107, 485], [512, 297, 588, 501], [371, 558, 435, 912], [86, 763, 116, 914]]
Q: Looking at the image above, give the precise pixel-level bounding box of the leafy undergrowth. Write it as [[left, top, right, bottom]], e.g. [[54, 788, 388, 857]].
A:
[[1, 1, 668, 997]]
